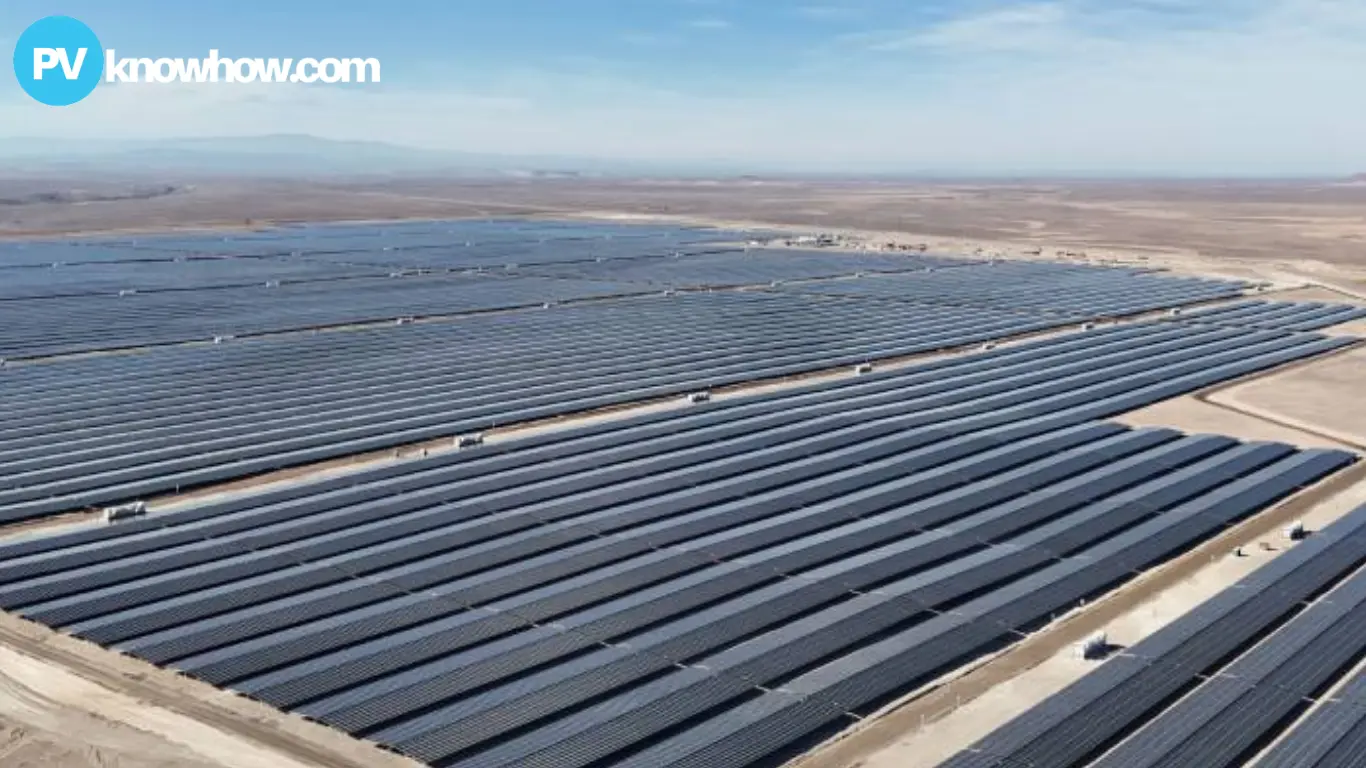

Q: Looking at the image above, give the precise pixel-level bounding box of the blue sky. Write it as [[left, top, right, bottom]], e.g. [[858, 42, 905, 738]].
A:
[[2, 0, 1364, 174]]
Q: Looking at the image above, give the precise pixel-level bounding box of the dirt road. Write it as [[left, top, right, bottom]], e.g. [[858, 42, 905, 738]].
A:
[[0, 613, 417, 768]]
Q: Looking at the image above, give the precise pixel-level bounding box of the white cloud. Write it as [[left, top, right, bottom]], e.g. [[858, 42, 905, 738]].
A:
[[685, 18, 732, 30], [868, 3, 1074, 52]]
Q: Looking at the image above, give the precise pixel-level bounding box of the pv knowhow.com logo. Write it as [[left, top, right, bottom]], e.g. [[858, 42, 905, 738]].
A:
[[13, 15, 381, 107]]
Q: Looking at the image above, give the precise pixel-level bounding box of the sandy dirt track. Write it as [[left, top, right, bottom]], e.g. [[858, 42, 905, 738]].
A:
[[1116, 395, 1354, 451], [0, 644, 300, 768], [0, 611, 419, 768]]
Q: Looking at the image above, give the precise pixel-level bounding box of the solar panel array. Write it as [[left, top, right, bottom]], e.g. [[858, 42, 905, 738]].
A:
[[115, 220, 742, 259], [509, 248, 970, 288], [939, 501, 1366, 768], [0, 220, 740, 265], [0, 248, 974, 360], [780, 262, 1245, 317], [0, 311, 1351, 527], [0, 240, 748, 300], [3, 219, 1359, 767], [0, 290, 1073, 524], [0, 319, 1355, 767], [293, 240, 742, 271], [0, 273, 648, 359], [0, 258, 389, 301], [0, 221, 1248, 363], [1177, 299, 1366, 332], [0, 241, 155, 266], [0, 220, 761, 356]]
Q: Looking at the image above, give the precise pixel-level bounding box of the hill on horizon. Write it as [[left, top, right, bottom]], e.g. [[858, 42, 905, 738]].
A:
[[0, 135, 751, 178]]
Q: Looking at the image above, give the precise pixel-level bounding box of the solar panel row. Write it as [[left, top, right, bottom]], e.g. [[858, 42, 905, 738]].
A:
[[506, 248, 969, 287], [0, 322, 1354, 767], [122, 221, 738, 259], [778, 262, 1245, 317], [0, 272, 649, 359], [938, 501, 1366, 768], [0, 258, 390, 301], [0, 220, 741, 266], [0, 240, 757, 300], [0, 247, 979, 359], [1177, 300, 1366, 332], [294, 241, 744, 271]]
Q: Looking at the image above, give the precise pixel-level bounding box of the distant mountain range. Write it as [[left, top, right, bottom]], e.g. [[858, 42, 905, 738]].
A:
[[2, 135, 1359, 181], [0, 134, 737, 178]]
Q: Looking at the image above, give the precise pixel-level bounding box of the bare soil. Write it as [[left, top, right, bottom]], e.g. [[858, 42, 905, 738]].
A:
[[1211, 345, 1366, 450], [1265, 286, 1366, 305], [2, 178, 1364, 270], [1116, 396, 1354, 451], [0, 612, 419, 768]]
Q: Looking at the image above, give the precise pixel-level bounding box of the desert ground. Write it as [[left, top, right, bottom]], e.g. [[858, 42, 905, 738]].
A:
[[0, 176, 1363, 768], [1, 176, 1364, 260], [5, 175, 1363, 298]]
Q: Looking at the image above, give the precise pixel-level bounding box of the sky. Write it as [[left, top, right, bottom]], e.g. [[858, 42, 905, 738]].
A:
[[1, 0, 1364, 175]]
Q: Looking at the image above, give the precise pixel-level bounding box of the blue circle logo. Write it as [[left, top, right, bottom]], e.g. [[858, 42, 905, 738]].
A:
[[12, 16, 104, 106]]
